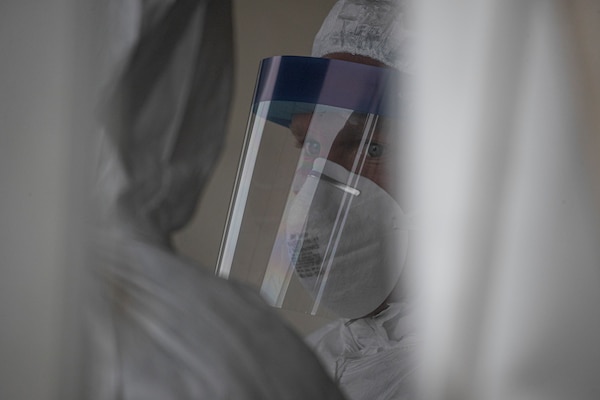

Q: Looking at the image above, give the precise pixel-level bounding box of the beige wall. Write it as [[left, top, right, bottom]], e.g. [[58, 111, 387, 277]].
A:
[[174, 0, 337, 334]]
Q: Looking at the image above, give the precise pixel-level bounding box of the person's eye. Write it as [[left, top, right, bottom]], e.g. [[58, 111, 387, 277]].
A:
[[304, 139, 321, 157], [367, 142, 384, 158]]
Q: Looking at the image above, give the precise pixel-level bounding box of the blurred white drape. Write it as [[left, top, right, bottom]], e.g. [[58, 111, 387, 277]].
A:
[[414, 0, 600, 399], [0, 1, 100, 400]]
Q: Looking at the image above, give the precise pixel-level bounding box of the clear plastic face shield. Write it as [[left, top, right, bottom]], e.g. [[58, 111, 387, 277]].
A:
[[217, 56, 407, 319]]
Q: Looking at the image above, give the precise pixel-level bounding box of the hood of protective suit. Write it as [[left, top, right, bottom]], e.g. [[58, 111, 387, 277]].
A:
[[95, 0, 233, 246], [312, 0, 412, 73], [84, 3, 349, 399]]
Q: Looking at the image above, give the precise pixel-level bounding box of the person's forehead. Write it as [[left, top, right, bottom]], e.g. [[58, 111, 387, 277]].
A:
[[290, 111, 353, 135], [289, 111, 394, 138], [324, 52, 388, 68]]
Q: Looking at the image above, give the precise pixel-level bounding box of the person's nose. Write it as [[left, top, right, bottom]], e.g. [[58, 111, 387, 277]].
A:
[[326, 146, 356, 173]]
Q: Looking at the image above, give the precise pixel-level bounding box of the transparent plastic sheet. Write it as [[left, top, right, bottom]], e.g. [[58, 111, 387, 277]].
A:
[[217, 56, 406, 319]]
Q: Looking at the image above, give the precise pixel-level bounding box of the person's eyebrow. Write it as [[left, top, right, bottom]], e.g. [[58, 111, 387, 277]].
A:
[[289, 124, 307, 147], [335, 122, 371, 142]]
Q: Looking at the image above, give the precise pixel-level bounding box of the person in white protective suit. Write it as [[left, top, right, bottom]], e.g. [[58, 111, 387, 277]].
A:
[[83, 1, 346, 399], [304, 2, 417, 399], [214, 1, 416, 399]]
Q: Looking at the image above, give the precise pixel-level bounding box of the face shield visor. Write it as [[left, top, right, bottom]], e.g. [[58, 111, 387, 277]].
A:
[[217, 56, 407, 319]]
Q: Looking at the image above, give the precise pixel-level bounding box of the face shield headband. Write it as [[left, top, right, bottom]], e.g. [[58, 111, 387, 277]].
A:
[[217, 56, 406, 319]]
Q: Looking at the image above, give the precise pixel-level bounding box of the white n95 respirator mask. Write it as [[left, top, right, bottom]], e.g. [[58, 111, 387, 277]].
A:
[[285, 158, 409, 319]]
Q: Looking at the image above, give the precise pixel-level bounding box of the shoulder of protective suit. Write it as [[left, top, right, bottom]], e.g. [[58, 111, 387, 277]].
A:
[[84, 237, 345, 400]]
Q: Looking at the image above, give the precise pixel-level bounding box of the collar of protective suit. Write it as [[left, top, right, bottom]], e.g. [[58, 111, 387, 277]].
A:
[[307, 303, 417, 400]]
